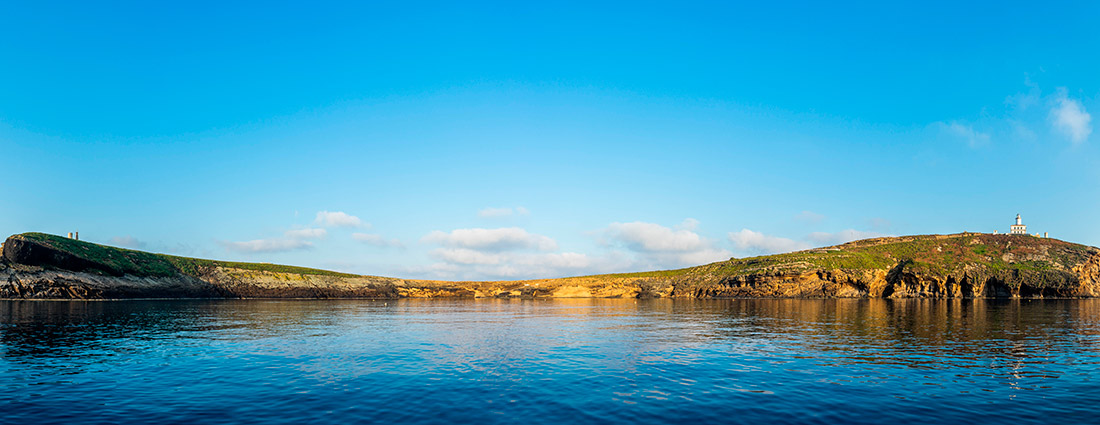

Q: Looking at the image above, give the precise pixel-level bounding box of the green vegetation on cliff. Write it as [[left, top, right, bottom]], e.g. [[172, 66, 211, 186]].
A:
[[6, 233, 358, 278], [4, 232, 1098, 299], [609, 233, 1096, 280]]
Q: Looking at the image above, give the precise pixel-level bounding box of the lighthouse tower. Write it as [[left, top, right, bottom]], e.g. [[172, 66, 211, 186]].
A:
[[1010, 214, 1027, 235]]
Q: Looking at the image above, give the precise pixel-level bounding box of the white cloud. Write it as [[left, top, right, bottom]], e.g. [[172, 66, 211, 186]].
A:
[[352, 232, 404, 248], [221, 238, 313, 253], [478, 206, 531, 218], [656, 248, 733, 267], [940, 121, 991, 147], [110, 236, 146, 249], [413, 220, 886, 281], [422, 227, 557, 251], [494, 252, 599, 278], [1050, 89, 1092, 144], [806, 229, 885, 246], [218, 226, 327, 255], [431, 248, 503, 265], [314, 211, 366, 228], [603, 219, 731, 269], [410, 251, 617, 281], [415, 224, 630, 280], [605, 220, 709, 253], [285, 228, 327, 239], [521, 252, 591, 269], [795, 211, 825, 223], [728, 229, 811, 255], [729, 228, 889, 255]]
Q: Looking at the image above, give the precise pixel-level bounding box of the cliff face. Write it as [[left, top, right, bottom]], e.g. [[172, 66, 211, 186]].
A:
[[3, 232, 1100, 299], [657, 234, 1100, 299], [0, 259, 474, 300], [0, 263, 218, 299]]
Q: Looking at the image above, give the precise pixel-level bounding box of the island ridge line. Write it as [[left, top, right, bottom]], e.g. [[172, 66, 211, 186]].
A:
[[2, 232, 1099, 299]]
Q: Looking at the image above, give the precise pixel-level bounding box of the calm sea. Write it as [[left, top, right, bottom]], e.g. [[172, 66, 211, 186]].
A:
[[1, 299, 1098, 424]]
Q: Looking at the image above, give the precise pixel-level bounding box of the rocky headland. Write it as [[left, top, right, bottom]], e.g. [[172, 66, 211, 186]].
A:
[[2, 232, 1099, 299]]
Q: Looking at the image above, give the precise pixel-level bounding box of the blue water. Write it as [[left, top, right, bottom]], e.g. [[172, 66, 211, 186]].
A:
[[2, 299, 1099, 424]]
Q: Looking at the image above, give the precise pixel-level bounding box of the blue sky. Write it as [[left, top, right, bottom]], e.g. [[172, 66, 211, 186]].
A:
[[2, 1, 1098, 280]]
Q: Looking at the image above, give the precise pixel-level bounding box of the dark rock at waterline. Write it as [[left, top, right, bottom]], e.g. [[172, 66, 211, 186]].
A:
[[3, 232, 1099, 300]]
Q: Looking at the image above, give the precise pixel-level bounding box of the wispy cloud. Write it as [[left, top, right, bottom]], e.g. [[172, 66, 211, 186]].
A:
[[285, 228, 327, 239], [478, 206, 530, 218], [1050, 88, 1092, 144], [422, 227, 557, 251], [410, 250, 616, 281], [806, 229, 885, 246], [430, 248, 503, 265], [415, 225, 621, 280], [943, 81, 1093, 148], [729, 228, 887, 255], [110, 235, 146, 249], [676, 218, 700, 230], [940, 121, 991, 147], [399, 218, 887, 280], [315, 211, 366, 228], [1005, 78, 1041, 112], [416, 218, 732, 279], [728, 229, 810, 255], [108, 236, 198, 256], [221, 227, 327, 254], [866, 217, 892, 232], [352, 232, 404, 248], [221, 238, 313, 253]]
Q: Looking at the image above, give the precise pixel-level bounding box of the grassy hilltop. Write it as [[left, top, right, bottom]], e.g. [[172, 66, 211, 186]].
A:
[[615, 232, 1095, 279], [3, 231, 1099, 299], [3, 231, 1097, 281], [3, 232, 358, 278]]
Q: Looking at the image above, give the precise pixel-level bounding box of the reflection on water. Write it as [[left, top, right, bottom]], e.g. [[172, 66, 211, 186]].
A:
[[2, 299, 1100, 424]]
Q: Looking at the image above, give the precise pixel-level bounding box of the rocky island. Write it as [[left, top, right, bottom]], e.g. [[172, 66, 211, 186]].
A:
[[2, 232, 1099, 299]]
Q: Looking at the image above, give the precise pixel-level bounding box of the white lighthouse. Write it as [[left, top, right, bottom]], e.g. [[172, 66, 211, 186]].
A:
[[1009, 214, 1027, 235]]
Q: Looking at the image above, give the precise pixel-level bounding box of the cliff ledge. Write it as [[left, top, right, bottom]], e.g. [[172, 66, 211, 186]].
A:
[[3, 232, 1099, 299]]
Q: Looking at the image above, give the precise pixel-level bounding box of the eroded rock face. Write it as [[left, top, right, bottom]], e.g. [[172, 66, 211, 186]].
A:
[[671, 270, 890, 298], [1071, 252, 1100, 297], [0, 263, 219, 299], [3, 238, 119, 276], [1, 261, 1097, 300], [3, 233, 1100, 299], [662, 261, 1094, 300]]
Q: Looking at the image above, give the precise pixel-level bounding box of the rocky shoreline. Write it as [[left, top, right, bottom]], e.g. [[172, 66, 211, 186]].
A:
[[3, 232, 1099, 300]]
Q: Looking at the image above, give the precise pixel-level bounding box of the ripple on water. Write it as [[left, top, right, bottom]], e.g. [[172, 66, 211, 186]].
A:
[[2, 298, 1100, 424]]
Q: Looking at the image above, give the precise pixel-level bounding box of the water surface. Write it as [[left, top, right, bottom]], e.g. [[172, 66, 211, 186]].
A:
[[2, 299, 1099, 424]]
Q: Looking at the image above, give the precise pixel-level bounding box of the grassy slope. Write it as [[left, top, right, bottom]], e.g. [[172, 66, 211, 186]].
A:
[[12, 233, 359, 278], [606, 233, 1097, 280], [8, 232, 1098, 283]]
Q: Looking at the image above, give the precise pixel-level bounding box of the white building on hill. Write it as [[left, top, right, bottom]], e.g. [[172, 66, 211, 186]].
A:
[[1010, 214, 1027, 235], [995, 214, 1047, 237]]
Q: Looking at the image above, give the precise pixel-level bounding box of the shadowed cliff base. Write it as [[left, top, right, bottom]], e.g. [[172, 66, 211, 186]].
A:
[[2, 232, 1099, 299]]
